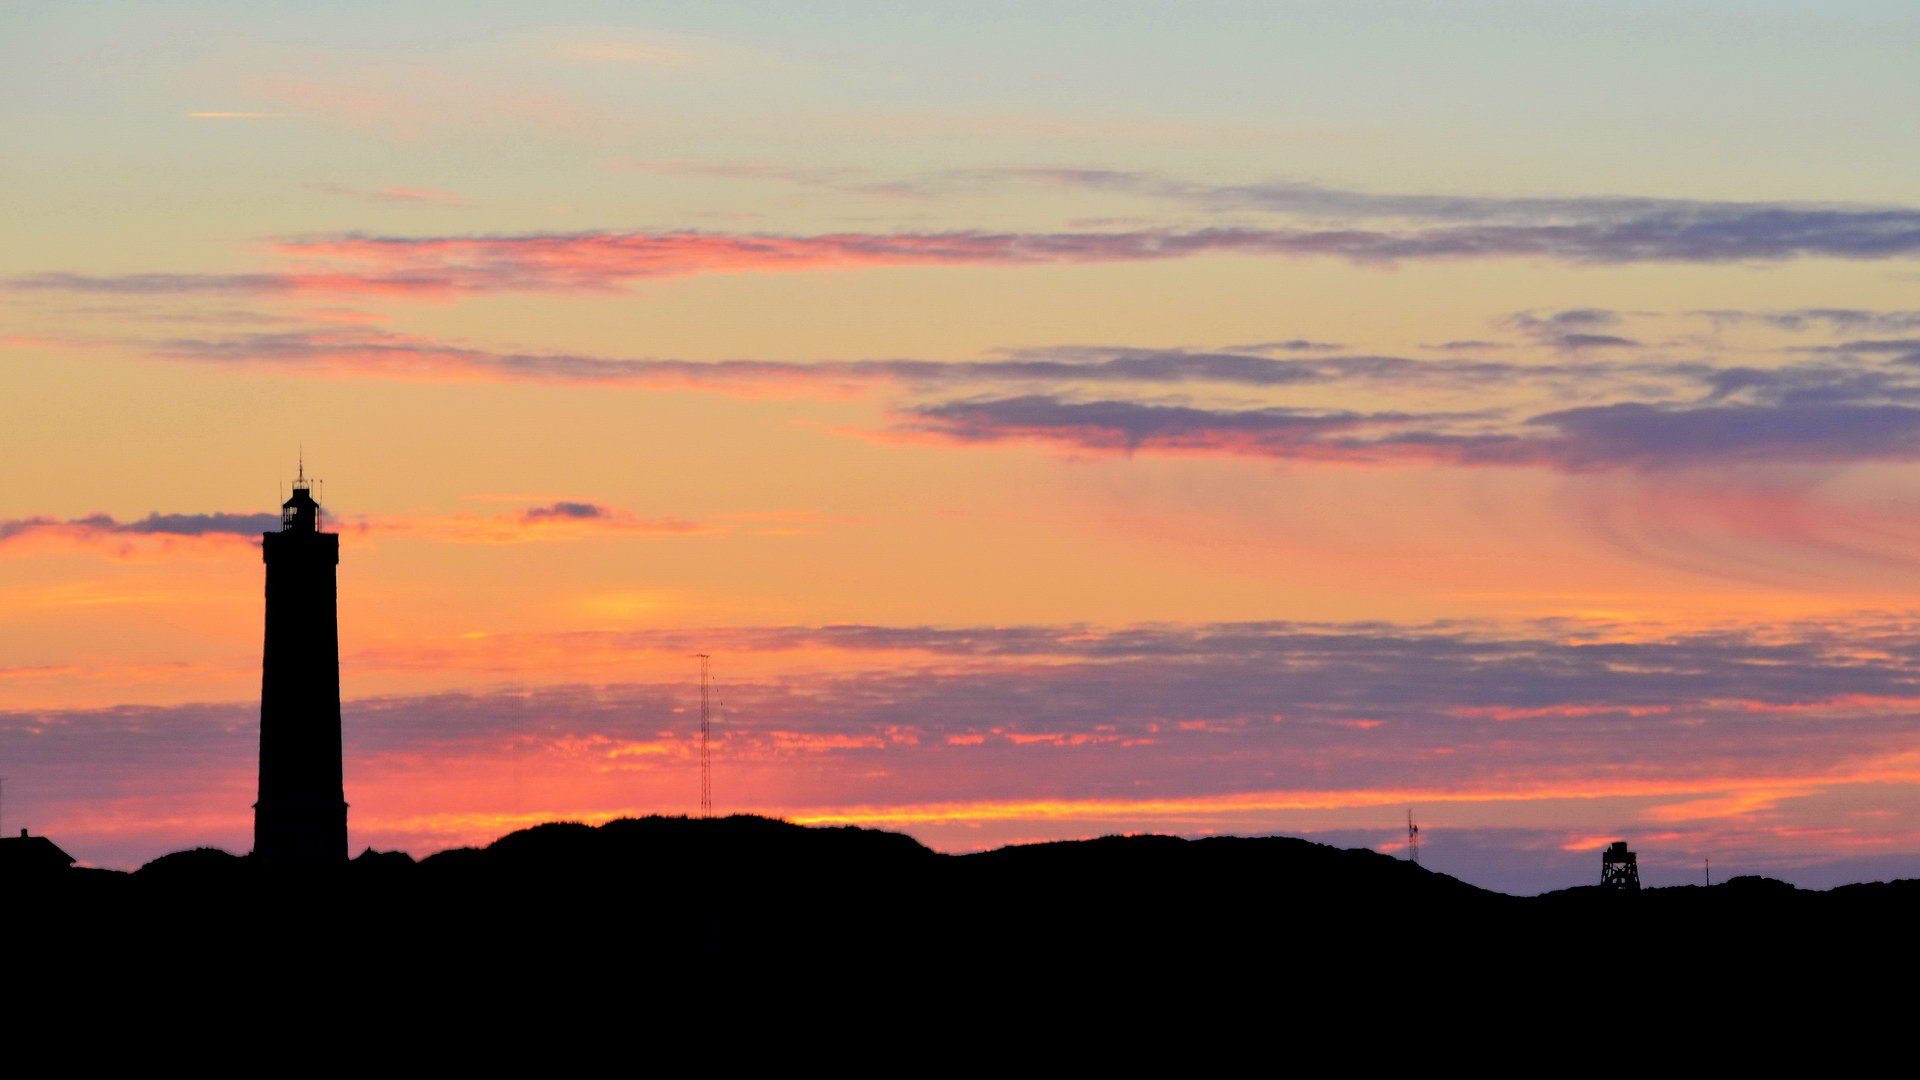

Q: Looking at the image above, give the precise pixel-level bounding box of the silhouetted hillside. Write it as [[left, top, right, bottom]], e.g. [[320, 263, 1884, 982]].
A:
[[22, 814, 1920, 995], [137, 846, 247, 882], [425, 813, 937, 879]]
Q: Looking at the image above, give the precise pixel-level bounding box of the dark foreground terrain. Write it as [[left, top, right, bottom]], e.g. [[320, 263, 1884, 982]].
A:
[[20, 815, 1919, 1035], [31, 814, 1920, 944]]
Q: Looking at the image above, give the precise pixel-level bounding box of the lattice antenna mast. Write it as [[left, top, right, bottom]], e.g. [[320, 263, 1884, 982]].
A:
[[1406, 807, 1419, 864], [697, 653, 713, 818]]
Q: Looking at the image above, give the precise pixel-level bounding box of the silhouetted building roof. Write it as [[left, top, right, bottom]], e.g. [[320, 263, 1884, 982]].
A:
[[0, 829, 77, 872]]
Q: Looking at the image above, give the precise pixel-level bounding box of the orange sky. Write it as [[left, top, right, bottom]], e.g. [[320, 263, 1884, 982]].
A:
[[8, 2, 1920, 893]]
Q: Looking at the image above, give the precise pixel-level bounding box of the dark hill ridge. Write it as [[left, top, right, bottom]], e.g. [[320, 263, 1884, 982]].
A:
[[42, 813, 1910, 904], [27, 814, 1920, 963], [27, 818, 1898, 1037], [412, 816, 1509, 921], [37, 815, 1504, 928], [455, 813, 938, 872]]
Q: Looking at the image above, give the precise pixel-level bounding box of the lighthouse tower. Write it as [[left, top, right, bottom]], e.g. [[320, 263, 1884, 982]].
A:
[[253, 466, 347, 861]]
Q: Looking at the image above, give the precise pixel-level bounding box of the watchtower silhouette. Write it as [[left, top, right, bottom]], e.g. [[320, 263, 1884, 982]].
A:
[[1600, 841, 1640, 891], [253, 465, 347, 860]]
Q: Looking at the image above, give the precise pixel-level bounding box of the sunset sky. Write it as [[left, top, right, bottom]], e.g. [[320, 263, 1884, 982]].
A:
[[7, 1, 1920, 893]]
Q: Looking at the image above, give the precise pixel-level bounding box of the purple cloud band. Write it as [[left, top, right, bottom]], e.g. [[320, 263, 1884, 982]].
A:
[[0, 512, 281, 543], [12, 194, 1920, 302]]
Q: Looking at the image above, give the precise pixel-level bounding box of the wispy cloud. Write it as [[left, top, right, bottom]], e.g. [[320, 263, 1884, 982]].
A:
[[1232, 339, 1345, 353], [146, 328, 1361, 391], [894, 396, 1470, 461], [10, 271, 464, 299], [614, 160, 936, 199], [891, 394, 1920, 474], [1502, 308, 1616, 332], [19, 193, 1920, 302], [0, 512, 280, 556], [74, 314, 1920, 496], [305, 182, 466, 206], [1421, 340, 1513, 352], [129, 326, 1698, 407], [262, 210, 1920, 286], [0, 502, 825, 558], [1009, 170, 1920, 244], [1499, 308, 1644, 352], [1793, 338, 1920, 366], [370, 502, 717, 544], [1689, 309, 1920, 334], [1552, 333, 1641, 351]]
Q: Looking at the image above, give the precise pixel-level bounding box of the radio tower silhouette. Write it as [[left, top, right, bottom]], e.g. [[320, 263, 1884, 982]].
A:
[[1406, 808, 1419, 865], [697, 653, 713, 818]]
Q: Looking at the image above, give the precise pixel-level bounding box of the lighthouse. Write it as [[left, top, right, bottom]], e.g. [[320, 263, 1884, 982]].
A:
[[253, 466, 347, 860]]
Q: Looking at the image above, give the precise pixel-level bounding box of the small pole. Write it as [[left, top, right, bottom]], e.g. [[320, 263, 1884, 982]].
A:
[[697, 654, 712, 818]]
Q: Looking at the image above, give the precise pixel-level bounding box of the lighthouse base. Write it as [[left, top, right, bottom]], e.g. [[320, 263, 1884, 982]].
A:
[[252, 799, 349, 861]]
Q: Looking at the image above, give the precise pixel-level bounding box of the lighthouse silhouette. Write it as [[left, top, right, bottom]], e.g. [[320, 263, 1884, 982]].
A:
[[253, 465, 347, 860]]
